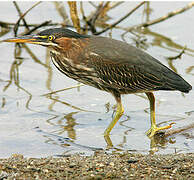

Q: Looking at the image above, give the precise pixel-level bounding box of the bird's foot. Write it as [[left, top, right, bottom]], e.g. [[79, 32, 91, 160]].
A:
[[146, 122, 175, 138]]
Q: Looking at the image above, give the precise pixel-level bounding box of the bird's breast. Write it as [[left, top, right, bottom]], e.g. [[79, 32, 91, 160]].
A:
[[50, 51, 100, 86]]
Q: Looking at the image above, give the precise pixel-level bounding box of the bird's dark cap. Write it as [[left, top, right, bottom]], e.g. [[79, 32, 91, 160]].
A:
[[38, 28, 90, 39]]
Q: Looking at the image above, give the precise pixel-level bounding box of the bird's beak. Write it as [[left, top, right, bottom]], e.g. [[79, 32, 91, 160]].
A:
[[3, 35, 47, 45]]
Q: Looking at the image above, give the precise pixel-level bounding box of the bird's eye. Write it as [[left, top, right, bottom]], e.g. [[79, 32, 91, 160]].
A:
[[48, 35, 55, 41]]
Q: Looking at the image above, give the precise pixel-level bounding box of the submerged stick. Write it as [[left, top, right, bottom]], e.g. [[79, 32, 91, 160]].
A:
[[94, 1, 145, 35], [165, 123, 194, 137], [127, 2, 194, 31], [68, 1, 81, 33], [14, 1, 41, 36]]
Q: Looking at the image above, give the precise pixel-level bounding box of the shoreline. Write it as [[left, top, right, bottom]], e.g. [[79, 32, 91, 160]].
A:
[[0, 152, 193, 179]]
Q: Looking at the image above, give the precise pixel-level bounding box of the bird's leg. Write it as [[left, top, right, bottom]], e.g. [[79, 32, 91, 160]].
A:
[[104, 93, 124, 136], [146, 92, 175, 138]]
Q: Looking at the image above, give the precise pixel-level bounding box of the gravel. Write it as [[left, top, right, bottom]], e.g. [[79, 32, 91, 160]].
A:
[[0, 152, 194, 179]]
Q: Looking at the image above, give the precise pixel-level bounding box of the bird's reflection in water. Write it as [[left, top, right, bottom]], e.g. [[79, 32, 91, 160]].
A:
[[104, 130, 177, 155], [149, 132, 176, 155]]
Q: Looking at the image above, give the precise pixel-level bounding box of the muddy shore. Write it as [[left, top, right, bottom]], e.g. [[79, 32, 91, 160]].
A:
[[0, 152, 193, 179]]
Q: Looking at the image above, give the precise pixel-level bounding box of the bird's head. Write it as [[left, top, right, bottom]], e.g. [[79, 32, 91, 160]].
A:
[[3, 28, 89, 49]]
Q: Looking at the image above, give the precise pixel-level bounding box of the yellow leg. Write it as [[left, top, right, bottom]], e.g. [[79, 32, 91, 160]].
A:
[[145, 92, 175, 138], [104, 94, 124, 136]]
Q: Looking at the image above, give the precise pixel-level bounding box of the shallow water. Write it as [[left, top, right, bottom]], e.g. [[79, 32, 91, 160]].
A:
[[0, 2, 194, 157]]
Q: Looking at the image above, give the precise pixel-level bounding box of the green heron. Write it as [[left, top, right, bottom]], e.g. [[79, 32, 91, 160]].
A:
[[4, 28, 192, 137]]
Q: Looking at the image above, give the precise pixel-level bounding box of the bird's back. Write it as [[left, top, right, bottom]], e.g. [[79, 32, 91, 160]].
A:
[[85, 36, 192, 94]]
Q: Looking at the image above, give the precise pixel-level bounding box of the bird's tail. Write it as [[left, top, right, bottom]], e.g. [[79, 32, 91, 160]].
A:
[[162, 72, 192, 93]]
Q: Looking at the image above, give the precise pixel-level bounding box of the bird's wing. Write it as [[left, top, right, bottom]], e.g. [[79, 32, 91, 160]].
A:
[[93, 62, 164, 93], [86, 36, 191, 93], [86, 37, 165, 92]]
